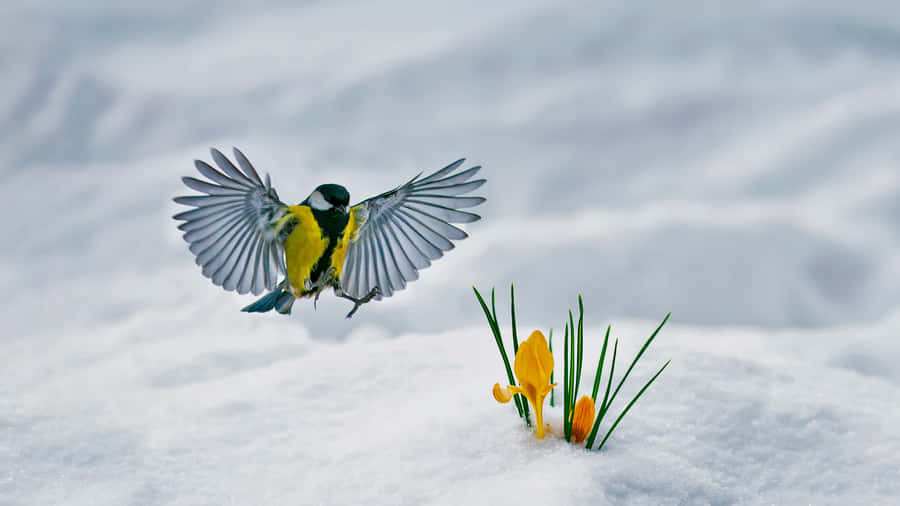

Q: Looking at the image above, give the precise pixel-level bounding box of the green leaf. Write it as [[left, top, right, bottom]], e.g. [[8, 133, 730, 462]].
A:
[[591, 325, 611, 401], [510, 284, 519, 353], [549, 328, 555, 407], [601, 339, 618, 414], [585, 338, 617, 448], [606, 313, 671, 414], [563, 321, 571, 441], [509, 284, 530, 426], [592, 360, 671, 451], [567, 309, 577, 438], [473, 286, 523, 419], [574, 295, 584, 408]]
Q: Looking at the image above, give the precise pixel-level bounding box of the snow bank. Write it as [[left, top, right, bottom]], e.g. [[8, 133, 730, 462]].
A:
[[3, 316, 899, 504]]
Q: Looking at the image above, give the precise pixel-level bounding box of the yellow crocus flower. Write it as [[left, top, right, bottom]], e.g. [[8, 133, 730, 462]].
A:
[[571, 396, 596, 444], [493, 330, 557, 439]]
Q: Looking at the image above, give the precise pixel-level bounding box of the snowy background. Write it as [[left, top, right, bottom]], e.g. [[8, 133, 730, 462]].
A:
[[3, 0, 900, 504]]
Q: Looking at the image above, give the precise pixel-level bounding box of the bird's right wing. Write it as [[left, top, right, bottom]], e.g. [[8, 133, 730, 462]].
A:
[[173, 148, 289, 295], [341, 158, 486, 300]]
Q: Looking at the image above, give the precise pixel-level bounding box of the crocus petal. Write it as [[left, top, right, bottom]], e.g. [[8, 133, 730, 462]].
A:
[[540, 382, 558, 398], [492, 383, 524, 403], [513, 330, 554, 389], [508, 331, 556, 439], [571, 396, 596, 444]]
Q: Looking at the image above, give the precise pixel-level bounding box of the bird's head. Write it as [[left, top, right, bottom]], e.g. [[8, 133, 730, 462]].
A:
[[306, 184, 350, 214]]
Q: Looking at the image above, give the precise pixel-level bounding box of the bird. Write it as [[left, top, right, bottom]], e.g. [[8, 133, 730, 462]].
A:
[[173, 148, 486, 318]]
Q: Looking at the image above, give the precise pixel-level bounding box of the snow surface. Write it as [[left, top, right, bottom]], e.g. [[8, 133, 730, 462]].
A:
[[3, 0, 900, 504], [4, 314, 900, 505]]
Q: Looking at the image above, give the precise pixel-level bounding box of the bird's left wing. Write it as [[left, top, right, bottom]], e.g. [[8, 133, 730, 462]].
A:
[[341, 158, 486, 300], [173, 148, 289, 295]]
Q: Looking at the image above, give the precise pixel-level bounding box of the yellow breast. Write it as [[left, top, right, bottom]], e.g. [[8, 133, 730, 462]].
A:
[[329, 206, 363, 280], [283, 206, 329, 296], [283, 205, 363, 297]]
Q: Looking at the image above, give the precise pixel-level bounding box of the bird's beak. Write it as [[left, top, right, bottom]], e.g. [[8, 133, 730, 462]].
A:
[[337, 205, 348, 214]]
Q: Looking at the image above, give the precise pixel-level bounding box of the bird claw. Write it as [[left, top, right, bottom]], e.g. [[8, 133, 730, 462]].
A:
[[344, 286, 381, 318]]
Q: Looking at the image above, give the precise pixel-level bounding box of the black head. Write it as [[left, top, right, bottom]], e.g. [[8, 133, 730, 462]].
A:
[[306, 184, 350, 213]]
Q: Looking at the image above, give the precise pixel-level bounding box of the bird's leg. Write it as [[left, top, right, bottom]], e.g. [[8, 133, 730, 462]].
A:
[[339, 287, 381, 318], [313, 290, 321, 310]]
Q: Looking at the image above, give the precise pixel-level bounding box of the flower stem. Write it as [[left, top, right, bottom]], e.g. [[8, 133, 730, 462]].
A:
[[549, 329, 555, 407], [534, 399, 546, 439]]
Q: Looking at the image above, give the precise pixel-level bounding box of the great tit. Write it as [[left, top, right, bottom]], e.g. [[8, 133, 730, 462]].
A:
[[173, 148, 486, 317]]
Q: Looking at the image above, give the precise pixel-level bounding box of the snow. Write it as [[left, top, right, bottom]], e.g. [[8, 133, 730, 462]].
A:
[[3, 0, 900, 504], [5, 315, 900, 504]]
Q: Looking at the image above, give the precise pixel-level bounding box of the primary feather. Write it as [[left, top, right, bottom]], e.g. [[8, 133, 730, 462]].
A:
[[342, 158, 486, 300], [173, 148, 288, 295]]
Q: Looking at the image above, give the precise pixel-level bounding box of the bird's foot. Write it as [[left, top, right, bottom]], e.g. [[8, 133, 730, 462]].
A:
[[342, 287, 381, 318]]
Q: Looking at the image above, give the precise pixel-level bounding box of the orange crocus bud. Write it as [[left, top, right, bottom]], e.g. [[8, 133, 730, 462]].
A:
[[571, 396, 596, 444]]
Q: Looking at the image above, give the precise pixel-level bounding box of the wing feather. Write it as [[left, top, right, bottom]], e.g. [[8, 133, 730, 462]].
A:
[[174, 147, 289, 295], [189, 212, 248, 257], [405, 202, 480, 226], [402, 206, 467, 240], [248, 238, 266, 295], [174, 201, 244, 222], [417, 166, 483, 188], [392, 211, 444, 259], [173, 194, 244, 206], [395, 208, 456, 250], [372, 223, 402, 296], [382, 218, 420, 280], [202, 221, 251, 278], [341, 158, 486, 299], [414, 158, 466, 185], [233, 147, 265, 186], [193, 160, 247, 189], [181, 177, 247, 196], [211, 148, 256, 187], [386, 215, 432, 270], [212, 225, 254, 288], [412, 179, 486, 196], [177, 205, 244, 233]]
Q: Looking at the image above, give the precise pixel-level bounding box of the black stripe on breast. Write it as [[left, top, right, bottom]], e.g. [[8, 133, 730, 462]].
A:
[[309, 208, 350, 284]]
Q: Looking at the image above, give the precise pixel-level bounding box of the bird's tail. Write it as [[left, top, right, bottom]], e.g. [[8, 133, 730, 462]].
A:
[[241, 282, 295, 314]]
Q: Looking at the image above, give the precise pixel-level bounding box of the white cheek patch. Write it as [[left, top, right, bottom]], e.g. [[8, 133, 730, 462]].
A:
[[308, 191, 332, 211]]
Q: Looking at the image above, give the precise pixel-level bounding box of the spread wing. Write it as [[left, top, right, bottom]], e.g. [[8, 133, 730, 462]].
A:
[[173, 147, 289, 295], [341, 158, 486, 300]]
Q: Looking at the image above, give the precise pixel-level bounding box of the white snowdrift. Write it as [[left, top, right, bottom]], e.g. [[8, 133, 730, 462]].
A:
[[3, 310, 899, 505]]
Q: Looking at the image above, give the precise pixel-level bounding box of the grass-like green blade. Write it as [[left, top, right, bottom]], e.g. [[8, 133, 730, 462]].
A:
[[493, 288, 530, 426], [563, 321, 571, 441], [509, 284, 531, 425], [593, 360, 671, 451], [585, 338, 617, 448], [605, 313, 671, 414], [473, 286, 524, 419], [549, 328, 555, 407], [591, 325, 611, 400], [510, 284, 519, 353], [601, 339, 618, 414], [567, 309, 577, 439], [574, 296, 584, 409]]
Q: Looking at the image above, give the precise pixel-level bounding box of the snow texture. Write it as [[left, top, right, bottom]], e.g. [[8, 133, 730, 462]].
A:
[[2, 0, 900, 504]]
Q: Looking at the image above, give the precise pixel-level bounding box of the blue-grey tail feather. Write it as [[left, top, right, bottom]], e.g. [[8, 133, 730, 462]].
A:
[[242, 285, 295, 315], [275, 291, 295, 314]]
